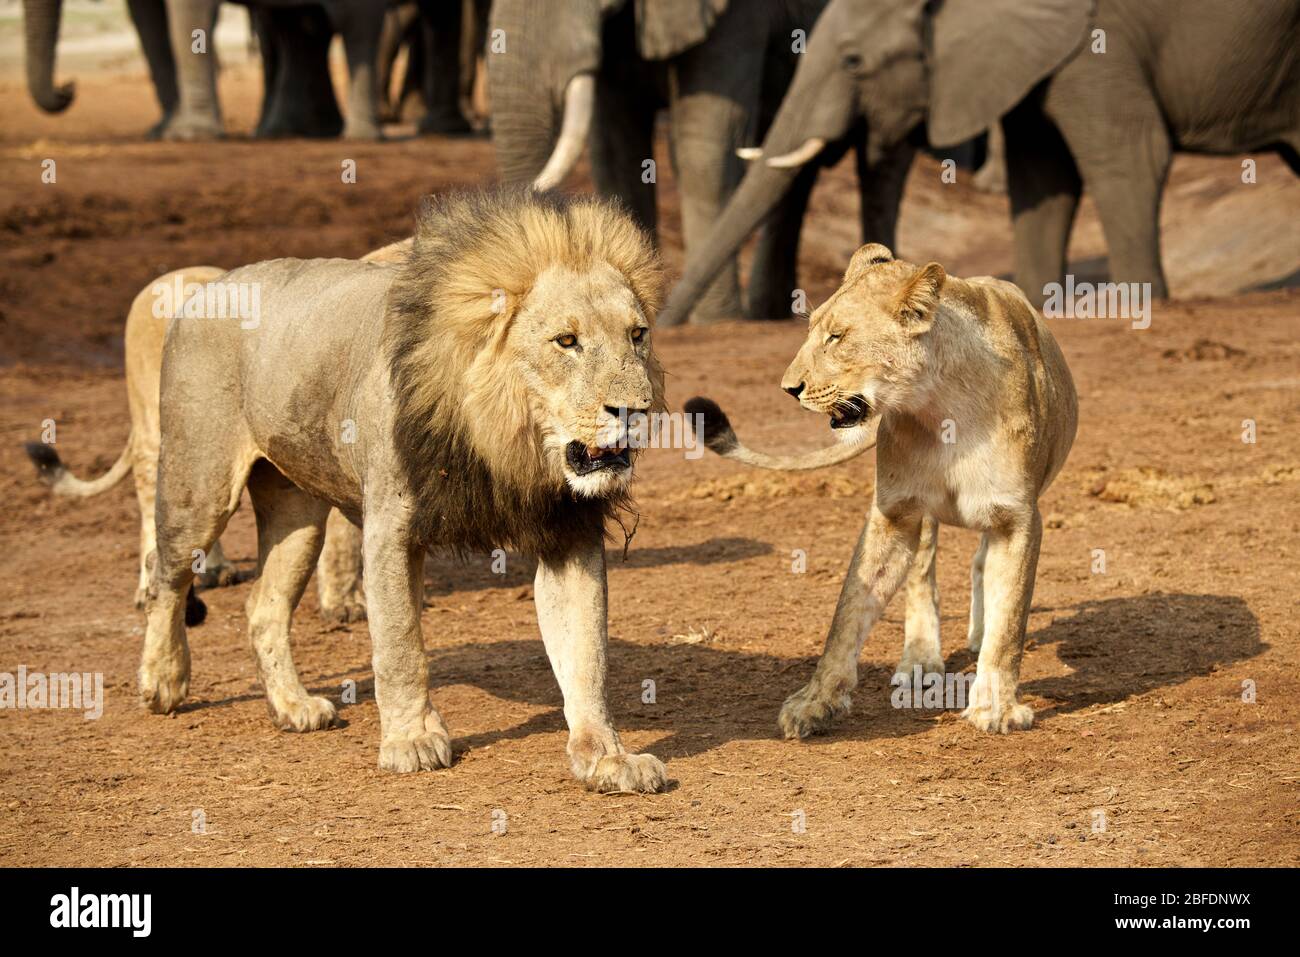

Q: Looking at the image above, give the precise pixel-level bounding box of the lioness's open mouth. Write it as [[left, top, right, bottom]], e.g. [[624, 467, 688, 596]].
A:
[[830, 395, 871, 429], [566, 440, 632, 475]]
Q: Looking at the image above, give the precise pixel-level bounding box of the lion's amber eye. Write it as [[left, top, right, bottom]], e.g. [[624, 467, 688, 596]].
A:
[[555, 334, 578, 349], [631, 327, 647, 344]]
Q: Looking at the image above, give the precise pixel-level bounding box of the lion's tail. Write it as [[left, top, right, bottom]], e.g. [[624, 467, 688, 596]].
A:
[[684, 397, 875, 471], [24, 431, 134, 498]]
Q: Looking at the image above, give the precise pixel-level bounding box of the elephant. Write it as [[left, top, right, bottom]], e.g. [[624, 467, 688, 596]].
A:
[[23, 0, 179, 137], [488, 0, 841, 324], [376, 0, 488, 134], [162, 0, 386, 141], [20, 0, 376, 140], [661, 0, 1300, 323]]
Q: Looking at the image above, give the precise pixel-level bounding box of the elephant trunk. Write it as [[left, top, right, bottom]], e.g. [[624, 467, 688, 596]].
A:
[[660, 160, 803, 326], [23, 0, 74, 113], [660, 35, 858, 327], [488, 0, 602, 185]]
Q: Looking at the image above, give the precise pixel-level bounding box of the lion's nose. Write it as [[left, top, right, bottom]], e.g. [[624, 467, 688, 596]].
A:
[[784, 383, 805, 399]]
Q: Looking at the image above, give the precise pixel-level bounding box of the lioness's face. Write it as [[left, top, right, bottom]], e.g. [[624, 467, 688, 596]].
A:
[[780, 249, 944, 437], [510, 263, 661, 497]]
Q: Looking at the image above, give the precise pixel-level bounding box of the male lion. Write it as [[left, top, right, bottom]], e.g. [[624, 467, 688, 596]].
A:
[[686, 243, 1077, 736], [139, 188, 668, 792], [24, 241, 411, 624]]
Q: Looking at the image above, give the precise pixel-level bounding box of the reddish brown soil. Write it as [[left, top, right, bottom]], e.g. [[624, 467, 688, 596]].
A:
[[1, 63, 1298, 867]]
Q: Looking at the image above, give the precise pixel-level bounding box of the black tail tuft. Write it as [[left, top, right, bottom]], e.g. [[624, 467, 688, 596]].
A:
[[24, 441, 64, 482], [184, 587, 208, 627], [683, 396, 735, 451]]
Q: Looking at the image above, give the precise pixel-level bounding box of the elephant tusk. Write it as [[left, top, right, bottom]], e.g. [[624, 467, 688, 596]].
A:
[[735, 146, 763, 161], [532, 73, 595, 191], [765, 137, 826, 169]]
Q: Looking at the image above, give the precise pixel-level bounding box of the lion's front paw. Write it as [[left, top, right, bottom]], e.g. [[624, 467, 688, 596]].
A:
[[778, 682, 851, 740], [585, 752, 668, 794], [139, 661, 189, 714], [961, 670, 1032, 733], [269, 694, 337, 733], [962, 700, 1034, 733], [378, 712, 453, 773]]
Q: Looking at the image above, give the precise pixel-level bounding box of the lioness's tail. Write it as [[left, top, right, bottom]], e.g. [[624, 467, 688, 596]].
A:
[[24, 432, 133, 497], [684, 397, 874, 471]]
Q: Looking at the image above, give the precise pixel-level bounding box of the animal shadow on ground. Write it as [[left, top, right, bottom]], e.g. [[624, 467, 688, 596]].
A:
[[421, 538, 773, 596], [398, 591, 1260, 761]]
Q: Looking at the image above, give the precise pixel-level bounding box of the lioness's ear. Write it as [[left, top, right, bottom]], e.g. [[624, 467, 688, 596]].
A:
[[844, 243, 895, 285], [896, 262, 946, 333]]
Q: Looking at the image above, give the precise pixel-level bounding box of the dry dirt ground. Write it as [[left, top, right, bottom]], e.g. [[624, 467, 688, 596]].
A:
[[1, 51, 1299, 867]]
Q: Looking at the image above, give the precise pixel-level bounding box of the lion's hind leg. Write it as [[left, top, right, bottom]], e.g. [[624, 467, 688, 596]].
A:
[[315, 508, 366, 623], [139, 447, 250, 715], [894, 515, 944, 686], [245, 460, 338, 732], [962, 514, 1040, 734]]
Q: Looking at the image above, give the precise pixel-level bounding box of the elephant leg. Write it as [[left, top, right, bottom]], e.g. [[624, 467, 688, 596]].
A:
[[856, 129, 914, 252], [667, 10, 767, 324], [376, 3, 420, 122], [162, 0, 222, 141], [255, 6, 343, 139], [1005, 104, 1082, 308], [415, 0, 472, 134], [589, 74, 658, 241], [747, 161, 817, 320], [1050, 92, 1171, 300], [668, 88, 749, 324], [333, 3, 384, 140], [127, 0, 178, 138]]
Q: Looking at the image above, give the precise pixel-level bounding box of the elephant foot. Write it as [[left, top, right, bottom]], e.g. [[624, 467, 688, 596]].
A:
[[162, 116, 224, 142], [343, 119, 384, 142], [145, 111, 176, 141]]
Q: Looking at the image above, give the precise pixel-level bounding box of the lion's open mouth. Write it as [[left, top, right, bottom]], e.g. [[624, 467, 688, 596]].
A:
[[565, 440, 632, 476], [830, 395, 871, 429]]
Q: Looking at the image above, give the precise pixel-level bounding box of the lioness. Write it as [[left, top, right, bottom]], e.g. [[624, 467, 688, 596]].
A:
[[687, 243, 1077, 736], [24, 240, 411, 624], [139, 188, 668, 792]]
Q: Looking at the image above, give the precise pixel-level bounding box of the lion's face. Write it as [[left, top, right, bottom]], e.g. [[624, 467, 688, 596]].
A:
[[780, 245, 945, 439], [507, 263, 662, 498]]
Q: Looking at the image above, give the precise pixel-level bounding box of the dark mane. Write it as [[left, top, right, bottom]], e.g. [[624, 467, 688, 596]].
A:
[[383, 186, 660, 560]]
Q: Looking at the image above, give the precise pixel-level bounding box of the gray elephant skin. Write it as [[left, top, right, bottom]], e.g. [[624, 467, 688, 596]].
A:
[[662, 0, 1300, 323], [488, 0, 841, 324], [22, 0, 387, 140]]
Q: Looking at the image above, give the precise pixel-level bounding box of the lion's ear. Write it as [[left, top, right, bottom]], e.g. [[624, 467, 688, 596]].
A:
[[895, 262, 946, 334], [844, 243, 895, 286]]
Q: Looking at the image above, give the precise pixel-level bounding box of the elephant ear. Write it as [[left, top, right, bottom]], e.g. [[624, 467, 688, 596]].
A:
[[634, 0, 730, 60], [926, 0, 1095, 148]]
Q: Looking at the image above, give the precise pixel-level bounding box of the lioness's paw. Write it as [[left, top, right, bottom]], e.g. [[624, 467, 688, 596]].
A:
[[270, 694, 337, 733], [139, 663, 188, 714], [962, 700, 1034, 734], [779, 683, 851, 740], [585, 752, 668, 794]]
